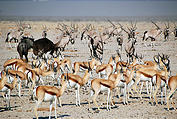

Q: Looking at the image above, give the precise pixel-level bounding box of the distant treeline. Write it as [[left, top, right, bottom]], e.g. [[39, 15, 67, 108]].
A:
[[0, 16, 177, 22]]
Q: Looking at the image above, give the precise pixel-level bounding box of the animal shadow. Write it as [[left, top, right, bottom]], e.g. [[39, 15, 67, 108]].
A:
[[34, 114, 71, 119]]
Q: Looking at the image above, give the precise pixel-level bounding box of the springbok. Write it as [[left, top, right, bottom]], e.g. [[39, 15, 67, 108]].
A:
[[88, 70, 124, 111], [95, 55, 120, 79], [73, 58, 101, 75], [52, 58, 72, 74], [166, 75, 177, 111], [60, 69, 91, 106], [130, 54, 170, 100], [33, 78, 67, 119], [7, 69, 29, 97], [3, 58, 24, 70], [0, 71, 20, 110]]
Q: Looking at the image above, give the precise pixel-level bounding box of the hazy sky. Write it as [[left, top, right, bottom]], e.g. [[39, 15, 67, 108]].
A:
[[0, 0, 177, 16]]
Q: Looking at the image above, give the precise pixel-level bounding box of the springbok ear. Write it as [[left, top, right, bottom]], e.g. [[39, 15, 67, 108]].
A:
[[32, 54, 35, 60], [134, 67, 138, 72], [112, 55, 115, 60], [118, 63, 123, 68], [166, 55, 170, 59], [44, 57, 48, 63], [37, 60, 41, 68], [5, 68, 9, 75], [15, 74, 19, 78], [64, 75, 67, 81], [1, 70, 5, 76], [158, 53, 162, 60], [164, 57, 170, 66], [60, 67, 64, 74], [99, 58, 103, 64], [88, 62, 91, 72], [153, 55, 159, 63], [120, 67, 123, 73], [162, 53, 165, 60], [141, 54, 144, 59], [135, 53, 138, 58]]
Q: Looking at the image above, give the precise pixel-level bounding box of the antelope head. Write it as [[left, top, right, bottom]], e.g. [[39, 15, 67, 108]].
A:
[[134, 53, 144, 64], [164, 22, 170, 31], [117, 21, 137, 39], [163, 22, 170, 40], [127, 21, 137, 39], [161, 53, 170, 72], [81, 24, 91, 41]]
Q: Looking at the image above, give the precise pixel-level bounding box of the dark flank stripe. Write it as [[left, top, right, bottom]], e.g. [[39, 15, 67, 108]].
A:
[[80, 63, 89, 69], [98, 66, 106, 72], [45, 91, 57, 96], [68, 76, 79, 84], [100, 82, 111, 88], [139, 71, 153, 78]]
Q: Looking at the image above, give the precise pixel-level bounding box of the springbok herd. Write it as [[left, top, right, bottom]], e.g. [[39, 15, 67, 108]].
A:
[[0, 20, 177, 119]]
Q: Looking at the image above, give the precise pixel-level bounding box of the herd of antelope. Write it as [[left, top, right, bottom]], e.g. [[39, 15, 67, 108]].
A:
[[0, 20, 177, 119]]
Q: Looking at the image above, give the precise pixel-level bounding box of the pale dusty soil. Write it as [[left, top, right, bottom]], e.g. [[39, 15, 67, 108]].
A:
[[0, 21, 177, 119]]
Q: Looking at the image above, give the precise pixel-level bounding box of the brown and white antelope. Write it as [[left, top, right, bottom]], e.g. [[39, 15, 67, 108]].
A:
[[3, 58, 25, 70], [7, 69, 27, 97], [73, 58, 101, 75], [52, 58, 72, 74], [166, 75, 177, 111], [33, 78, 67, 119], [95, 55, 120, 79], [60, 69, 91, 106], [88, 70, 124, 111], [0, 71, 20, 110], [130, 54, 170, 100], [96, 63, 113, 79], [151, 73, 168, 105]]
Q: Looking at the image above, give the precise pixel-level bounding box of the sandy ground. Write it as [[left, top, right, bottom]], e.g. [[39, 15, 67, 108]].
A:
[[0, 21, 177, 119]]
